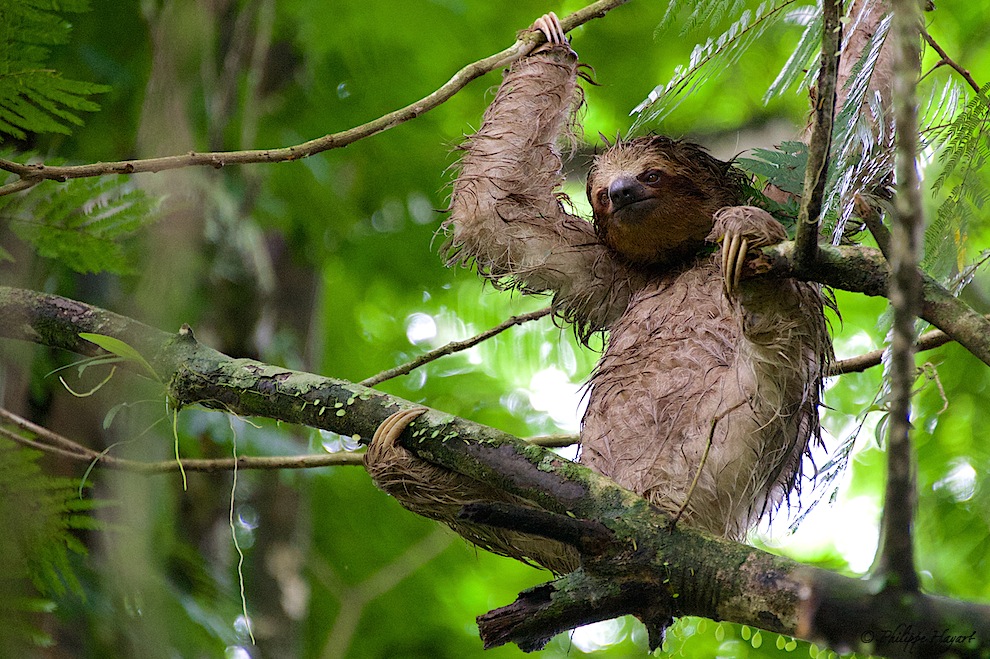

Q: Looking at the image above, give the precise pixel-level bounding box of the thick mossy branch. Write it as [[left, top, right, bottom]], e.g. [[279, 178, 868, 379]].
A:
[[764, 242, 990, 367], [0, 285, 411, 442], [3, 285, 990, 655]]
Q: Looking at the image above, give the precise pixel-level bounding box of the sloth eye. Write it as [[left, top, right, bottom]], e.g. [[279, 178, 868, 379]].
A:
[[598, 191, 609, 205], [641, 170, 662, 184]]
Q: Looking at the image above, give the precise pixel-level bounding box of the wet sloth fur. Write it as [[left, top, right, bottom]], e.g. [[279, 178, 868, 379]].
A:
[[365, 16, 831, 572]]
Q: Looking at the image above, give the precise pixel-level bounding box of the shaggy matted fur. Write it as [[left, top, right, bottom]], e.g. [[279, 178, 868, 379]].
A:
[[365, 24, 830, 568]]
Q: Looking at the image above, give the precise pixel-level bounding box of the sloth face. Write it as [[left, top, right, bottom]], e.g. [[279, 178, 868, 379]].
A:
[[587, 136, 741, 266]]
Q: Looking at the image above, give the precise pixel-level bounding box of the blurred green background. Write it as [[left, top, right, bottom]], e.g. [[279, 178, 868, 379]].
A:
[[1, 0, 989, 657]]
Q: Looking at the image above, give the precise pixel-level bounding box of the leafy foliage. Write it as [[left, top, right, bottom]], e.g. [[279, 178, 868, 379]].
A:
[[764, 5, 822, 101], [0, 156, 159, 274], [737, 140, 808, 196], [0, 437, 101, 650], [631, 0, 802, 130], [0, 0, 989, 657], [0, 0, 109, 141], [923, 83, 990, 278]]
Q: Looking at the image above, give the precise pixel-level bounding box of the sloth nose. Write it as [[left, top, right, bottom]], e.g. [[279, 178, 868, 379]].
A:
[[608, 176, 646, 210]]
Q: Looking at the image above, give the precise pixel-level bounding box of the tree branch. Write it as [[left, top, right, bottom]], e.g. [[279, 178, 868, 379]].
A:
[[829, 322, 961, 375], [874, 0, 925, 594], [921, 26, 983, 93], [793, 0, 843, 270], [3, 284, 990, 656], [359, 307, 552, 388], [0, 0, 631, 196], [764, 242, 990, 368]]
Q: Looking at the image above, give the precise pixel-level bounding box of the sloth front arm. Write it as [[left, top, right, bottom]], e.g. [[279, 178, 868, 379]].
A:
[[445, 43, 642, 336]]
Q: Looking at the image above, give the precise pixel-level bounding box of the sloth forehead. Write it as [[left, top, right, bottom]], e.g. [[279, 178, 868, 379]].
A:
[[587, 145, 689, 188]]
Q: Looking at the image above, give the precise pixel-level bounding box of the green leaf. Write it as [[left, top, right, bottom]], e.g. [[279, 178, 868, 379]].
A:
[[0, 436, 103, 646], [78, 333, 158, 380], [737, 140, 808, 196]]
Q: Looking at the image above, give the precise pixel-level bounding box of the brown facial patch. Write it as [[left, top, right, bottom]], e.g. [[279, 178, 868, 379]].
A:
[[586, 137, 743, 265]]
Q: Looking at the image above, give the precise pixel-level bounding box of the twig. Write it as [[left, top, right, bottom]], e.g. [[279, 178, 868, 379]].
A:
[[0, 0, 631, 195], [921, 27, 982, 94], [829, 323, 956, 375], [0, 406, 576, 475], [0, 177, 40, 196], [854, 192, 893, 259], [875, 0, 924, 593], [360, 307, 552, 387], [0, 407, 364, 471], [793, 0, 843, 270]]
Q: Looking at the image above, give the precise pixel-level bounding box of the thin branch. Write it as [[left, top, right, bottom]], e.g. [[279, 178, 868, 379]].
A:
[[0, 406, 576, 475], [360, 307, 552, 387], [854, 193, 893, 259], [829, 323, 956, 375], [0, 407, 363, 471], [0, 0, 631, 196], [0, 177, 40, 195], [793, 0, 843, 270], [875, 0, 924, 593], [921, 26, 982, 93]]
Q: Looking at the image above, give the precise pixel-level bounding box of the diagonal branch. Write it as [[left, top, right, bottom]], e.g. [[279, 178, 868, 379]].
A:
[[359, 307, 552, 388], [0, 0, 630, 196], [793, 0, 843, 270]]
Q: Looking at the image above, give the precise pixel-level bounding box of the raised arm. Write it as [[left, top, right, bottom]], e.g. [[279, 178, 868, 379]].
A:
[[444, 14, 641, 337]]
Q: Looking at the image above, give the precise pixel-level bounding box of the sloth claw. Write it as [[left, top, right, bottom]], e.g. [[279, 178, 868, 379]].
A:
[[721, 231, 749, 297], [370, 407, 428, 450]]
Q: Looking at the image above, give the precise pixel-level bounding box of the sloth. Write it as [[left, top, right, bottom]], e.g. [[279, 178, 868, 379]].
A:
[[365, 13, 831, 572]]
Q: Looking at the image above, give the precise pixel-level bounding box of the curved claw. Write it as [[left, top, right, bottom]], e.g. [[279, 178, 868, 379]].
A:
[[531, 12, 569, 54], [720, 232, 749, 297], [371, 407, 429, 450]]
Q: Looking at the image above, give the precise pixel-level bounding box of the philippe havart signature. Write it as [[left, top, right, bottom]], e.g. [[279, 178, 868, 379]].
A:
[[860, 624, 977, 650]]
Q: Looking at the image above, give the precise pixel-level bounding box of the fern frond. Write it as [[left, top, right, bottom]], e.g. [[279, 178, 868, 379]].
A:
[[0, 154, 160, 274], [823, 12, 893, 243], [737, 140, 809, 196], [0, 435, 103, 647], [922, 83, 990, 279], [0, 0, 108, 141], [632, 0, 798, 130]]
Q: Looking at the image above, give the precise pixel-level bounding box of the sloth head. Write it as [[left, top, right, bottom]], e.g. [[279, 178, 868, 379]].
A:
[[587, 136, 747, 266]]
